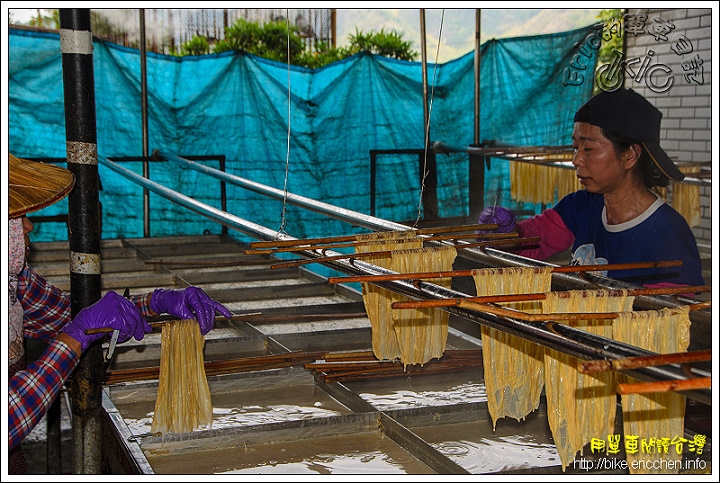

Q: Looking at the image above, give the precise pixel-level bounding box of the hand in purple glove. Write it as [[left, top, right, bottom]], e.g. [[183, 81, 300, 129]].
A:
[[61, 291, 152, 352], [150, 287, 233, 335], [477, 206, 516, 234]]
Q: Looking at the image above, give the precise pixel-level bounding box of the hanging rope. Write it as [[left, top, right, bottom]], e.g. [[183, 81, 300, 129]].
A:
[[413, 10, 444, 228], [276, 9, 292, 239]]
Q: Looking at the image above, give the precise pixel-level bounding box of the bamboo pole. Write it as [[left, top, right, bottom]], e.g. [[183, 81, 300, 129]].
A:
[[268, 236, 540, 270], [449, 236, 539, 250], [306, 349, 484, 383], [318, 364, 479, 383], [85, 312, 262, 334], [319, 364, 479, 383], [457, 300, 620, 322], [270, 250, 394, 269], [392, 285, 712, 310], [321, 350, 376, 361], [327, 260, 683, 284], [578, 349, 712, 373], [248, 223, 500, 249], [104, 348, 482, 384], [245, 231, 518, 254], [105, 350, 329, 384], [617, 377, 711, 395], [240, 312, 369, 324], [144, 259, 276, 267], [435, 294, 709, 323]]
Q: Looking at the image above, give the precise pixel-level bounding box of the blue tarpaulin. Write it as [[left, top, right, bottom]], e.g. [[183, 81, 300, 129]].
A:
[[8, 24, 599, 242]]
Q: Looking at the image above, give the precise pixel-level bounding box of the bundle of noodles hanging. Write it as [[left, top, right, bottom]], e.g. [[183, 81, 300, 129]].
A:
[[355, 230, 422, 362], [471, 266, 553, 429], [151, 319, 213, 435], [389, 246, 457, 367], [542, 289, 634, 472], [509, 160, 525, 202], [613, 306, 691, 475], [672, 165, 702, 227], [510, 162, 556, 204]]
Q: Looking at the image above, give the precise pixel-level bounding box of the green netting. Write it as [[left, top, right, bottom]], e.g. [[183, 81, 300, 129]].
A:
[[8, 24, 598, 243]]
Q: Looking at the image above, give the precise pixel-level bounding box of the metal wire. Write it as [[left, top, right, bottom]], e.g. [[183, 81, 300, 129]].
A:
[[414, 9, 445, 228], [277, 9, 292, 240]]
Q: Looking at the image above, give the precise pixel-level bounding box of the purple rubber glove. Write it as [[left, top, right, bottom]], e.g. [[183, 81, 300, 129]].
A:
[[61, 291, 152, 352], [150, 287, 233, 335], [477, 206, 516, 234]]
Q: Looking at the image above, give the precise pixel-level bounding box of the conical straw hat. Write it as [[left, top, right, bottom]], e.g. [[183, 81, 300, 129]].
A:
[[8, 154, 76, 219]]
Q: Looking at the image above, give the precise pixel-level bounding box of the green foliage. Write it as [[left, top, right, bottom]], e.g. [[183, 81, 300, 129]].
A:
[[176, 35, 211, 56], [28, 9, 59, 29], [213, 18, 304, 63], [594, 9, 624, 93], [346, 28, 419, 61], [179, 18, 418, 68], [294, 41, 349, 69], [214, 18, 264, 53], [596, 9, 624, 61]]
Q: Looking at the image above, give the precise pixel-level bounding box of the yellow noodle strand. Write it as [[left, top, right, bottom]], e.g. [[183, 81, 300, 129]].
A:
[[614, 306, 690, 475], [151, 319, 213, 435], [355, 232, 456, 365], [543, 289, 634, 471], [472, 267, 553, 429]]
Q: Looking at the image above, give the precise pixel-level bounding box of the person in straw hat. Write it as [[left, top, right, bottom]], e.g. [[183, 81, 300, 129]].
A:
[[8, 154, 233, 473], [476, 88, 703, 289]]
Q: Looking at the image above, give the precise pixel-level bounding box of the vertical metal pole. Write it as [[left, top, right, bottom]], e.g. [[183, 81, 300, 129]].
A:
[[370, 151, 377, 216], [419, 9, 429, 141], [330, 9, 336, 48], [45, 398, 61, 473], [220, 156, 228, 236], [469, 9, 485, 220], [140, 9, 151, 237], [417, 10, 437, 221], [474, 9, 481, 146], [59, 8, 104, 474]]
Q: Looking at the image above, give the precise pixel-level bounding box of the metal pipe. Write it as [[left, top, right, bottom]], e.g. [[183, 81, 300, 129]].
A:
[[59, 8, 103, 474], [156, 151, 410, 233], [159, 152, 710, 323], [102, 158, 710, 404], [474, 9, 481, 145], [99, 156, 281, 242], [139, 9, 150, 237], [420, 9, 429, 142]]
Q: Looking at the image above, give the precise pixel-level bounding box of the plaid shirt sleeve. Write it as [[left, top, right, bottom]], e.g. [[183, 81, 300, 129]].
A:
[[19, 265, 156, 337], [129, 291, 155, 318], [18, 264, 72, 341], [8, 339, 79, 450]]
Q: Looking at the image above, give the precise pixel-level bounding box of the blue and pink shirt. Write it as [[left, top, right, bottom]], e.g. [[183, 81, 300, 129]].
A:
[[516, 190, 704, 287]]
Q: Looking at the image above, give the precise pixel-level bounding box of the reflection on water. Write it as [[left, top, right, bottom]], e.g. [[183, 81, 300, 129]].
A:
[[146, 432, 434, 474], [222, 449, 421, 475], [113, 380, 350, 436], [413, 418, 559, 473], [124, 403, 343, 436], [433, 435, 559, 473], [358, 382, 486, 411]]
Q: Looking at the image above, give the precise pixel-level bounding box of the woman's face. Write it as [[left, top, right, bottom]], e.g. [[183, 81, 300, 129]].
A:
[[571, 122, 630, 194]]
